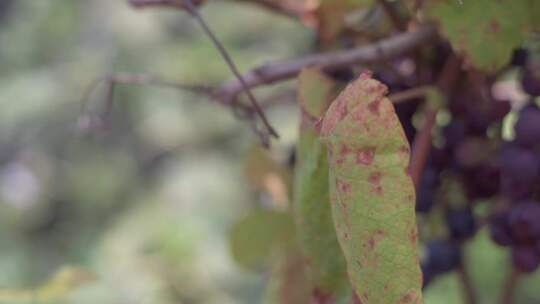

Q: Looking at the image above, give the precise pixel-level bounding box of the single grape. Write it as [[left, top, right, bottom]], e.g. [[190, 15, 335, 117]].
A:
[[521, 68, 540, 96], [465, 114, 490, 136], [462, 165, 500, 199], [514, 104, 540, 148], [499, 144, 540, 199], [446, 207, 477, 240], [430, 147, 451, 172], [423, 240, 461, 275], [454, 137, 490, 169], [443, 120, 467, 149], [512, 245, 540, 273], [508, 201, 540, 242], [489, 212, 513, 246]]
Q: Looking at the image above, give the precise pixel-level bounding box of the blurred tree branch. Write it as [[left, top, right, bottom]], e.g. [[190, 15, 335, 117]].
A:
[[217, 24, 436, 102]]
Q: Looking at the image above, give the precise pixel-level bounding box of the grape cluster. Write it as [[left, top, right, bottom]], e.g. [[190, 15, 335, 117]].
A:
[[489, 103, 540, 273], [346, 46, 538, 286], [408, 48, 540, 286]]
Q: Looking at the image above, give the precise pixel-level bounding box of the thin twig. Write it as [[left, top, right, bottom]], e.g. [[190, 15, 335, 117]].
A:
[[501, 269, 520, 304], [182, 0, 279, 142]]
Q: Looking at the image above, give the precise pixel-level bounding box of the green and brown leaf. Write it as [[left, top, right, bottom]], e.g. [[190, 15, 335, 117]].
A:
[[321, 72, 423, 304]]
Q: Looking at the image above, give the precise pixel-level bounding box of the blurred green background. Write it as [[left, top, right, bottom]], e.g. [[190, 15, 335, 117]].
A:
[[0, 1, 309, 303], [0, 1, 540, 304]]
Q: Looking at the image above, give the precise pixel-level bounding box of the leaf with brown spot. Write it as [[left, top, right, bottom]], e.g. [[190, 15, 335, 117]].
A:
[[425, 0, 530, 71], [321, 73, 423, 303], [293, 68, 349, 298]]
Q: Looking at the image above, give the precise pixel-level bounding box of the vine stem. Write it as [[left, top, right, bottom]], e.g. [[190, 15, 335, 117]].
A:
[[409, 54, 461, 188], [501, 269, 520, 304]]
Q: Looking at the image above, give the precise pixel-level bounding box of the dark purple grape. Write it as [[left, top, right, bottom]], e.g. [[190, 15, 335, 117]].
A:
[[521, 68, 540, 96], [512, 246, 540, 273], [508, 201, 540, 242], [511, 48, 529, 67], [514, 104, 540, 148], [443, 120, 467, 149], [430, 147, 451, 172], [462, 165, 500, 199], [464, 114, 490, 136], [421, 263, 434, 288], [423, 240, 461, 275], [446, 208, 476, 240], [416, 186, 435, 213], [454, 138, 489, 169], [416, 168, 439, 213], [490, 212, 513, 246], [499, 144, 540, 199]]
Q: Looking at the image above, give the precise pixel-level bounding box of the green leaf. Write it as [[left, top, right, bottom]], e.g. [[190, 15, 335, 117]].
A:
[[229, 209, 295, 271], [293, 68, 349, 298], [321, 73, 423, 303], [427, 0, 530, 71]]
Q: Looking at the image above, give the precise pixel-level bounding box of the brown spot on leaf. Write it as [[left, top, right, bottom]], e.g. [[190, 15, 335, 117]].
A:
[[366, 229, 385, 250], [336, 99, 348, 121], [312, 289, 333, 304], [487, 19, 500, 34], [337, 179, 351, 193], [399, 292, 417, 304], [337, 143, 351, 165], [368, 172, 383, 195], [355, 147, 375, 165], [409, 228, 418, 244], [352, 109, 365, 123], [368, 99, 381, 116]]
